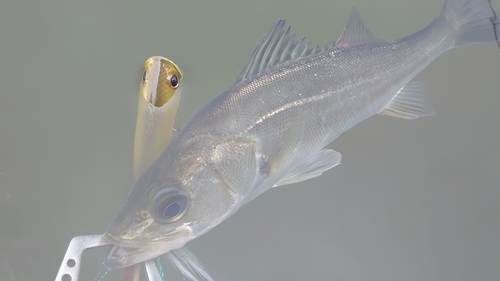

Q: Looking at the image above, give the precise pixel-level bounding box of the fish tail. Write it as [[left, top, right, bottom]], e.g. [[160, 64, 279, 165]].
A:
[[439, 0, 498, 46]]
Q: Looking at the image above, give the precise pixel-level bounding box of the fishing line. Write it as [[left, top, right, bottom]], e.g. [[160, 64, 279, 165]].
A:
[[154, 257, 168, 281], [488, 0, 500, 49], [94, 261, 111, 281]]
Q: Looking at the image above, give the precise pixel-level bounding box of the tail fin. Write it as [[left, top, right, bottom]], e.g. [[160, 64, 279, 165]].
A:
[[439, 0, 498, 46]]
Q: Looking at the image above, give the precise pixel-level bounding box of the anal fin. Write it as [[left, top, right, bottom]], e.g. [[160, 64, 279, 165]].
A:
[[273, 149, 341, 187], [380, 81, 435, 119]]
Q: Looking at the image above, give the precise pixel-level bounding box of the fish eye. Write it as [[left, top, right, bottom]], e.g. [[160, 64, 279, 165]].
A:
[[142, 71, 147, 82], [170, 75, 179, 88], [152, 188, 189, 223]]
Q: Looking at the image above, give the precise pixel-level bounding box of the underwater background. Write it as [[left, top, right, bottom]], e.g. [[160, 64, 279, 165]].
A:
[[1, 0, 499, 280]]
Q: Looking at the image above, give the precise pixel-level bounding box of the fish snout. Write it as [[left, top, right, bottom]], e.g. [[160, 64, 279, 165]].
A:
[[103, 211, 158, 269], [104, 208, 154, 242]]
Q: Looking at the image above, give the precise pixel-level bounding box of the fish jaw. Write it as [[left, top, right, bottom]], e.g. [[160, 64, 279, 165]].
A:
[[104, 244, 157, 269], [103, 228, 194, 268], [103, 207, 194, 268]]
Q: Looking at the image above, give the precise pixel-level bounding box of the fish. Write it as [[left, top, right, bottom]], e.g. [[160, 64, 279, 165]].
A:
[[103, 0, 498, 270]]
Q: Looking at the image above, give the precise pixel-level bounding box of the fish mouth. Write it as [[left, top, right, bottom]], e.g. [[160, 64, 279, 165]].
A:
[[103, 206, 195, 268], [103, 229, 194, 268], [103, 233, 170, 268], [104, 244, 162, 269]]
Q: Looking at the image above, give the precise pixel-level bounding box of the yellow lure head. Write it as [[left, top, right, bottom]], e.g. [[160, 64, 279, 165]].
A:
[[140, 56, 183, 107]]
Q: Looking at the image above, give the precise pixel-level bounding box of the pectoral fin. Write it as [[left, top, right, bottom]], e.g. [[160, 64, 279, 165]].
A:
[[273, 149, 342, 187], [379, 81, 435, 119]]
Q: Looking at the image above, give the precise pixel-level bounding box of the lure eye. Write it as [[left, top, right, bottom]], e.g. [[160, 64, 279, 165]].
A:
[[152, 188, 189, 223], [142, 71, 147, 82], [170, 75, 179, 88]]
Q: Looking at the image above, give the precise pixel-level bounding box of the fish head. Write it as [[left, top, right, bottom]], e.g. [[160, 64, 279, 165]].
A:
[[104, 136, 258, 268]]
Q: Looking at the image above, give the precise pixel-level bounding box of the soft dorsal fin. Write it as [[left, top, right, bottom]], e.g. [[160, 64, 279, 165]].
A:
[[237, 19, 328, 83], [335, 8, 390, 48]]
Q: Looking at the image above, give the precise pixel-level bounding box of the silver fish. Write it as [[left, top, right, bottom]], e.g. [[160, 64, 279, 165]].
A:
[[104, 0, 497, 269]]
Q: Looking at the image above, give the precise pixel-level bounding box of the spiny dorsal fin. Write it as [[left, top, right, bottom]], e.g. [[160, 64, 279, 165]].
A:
[[335, 7, 390, 48], [237, 19, 328, 83]]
